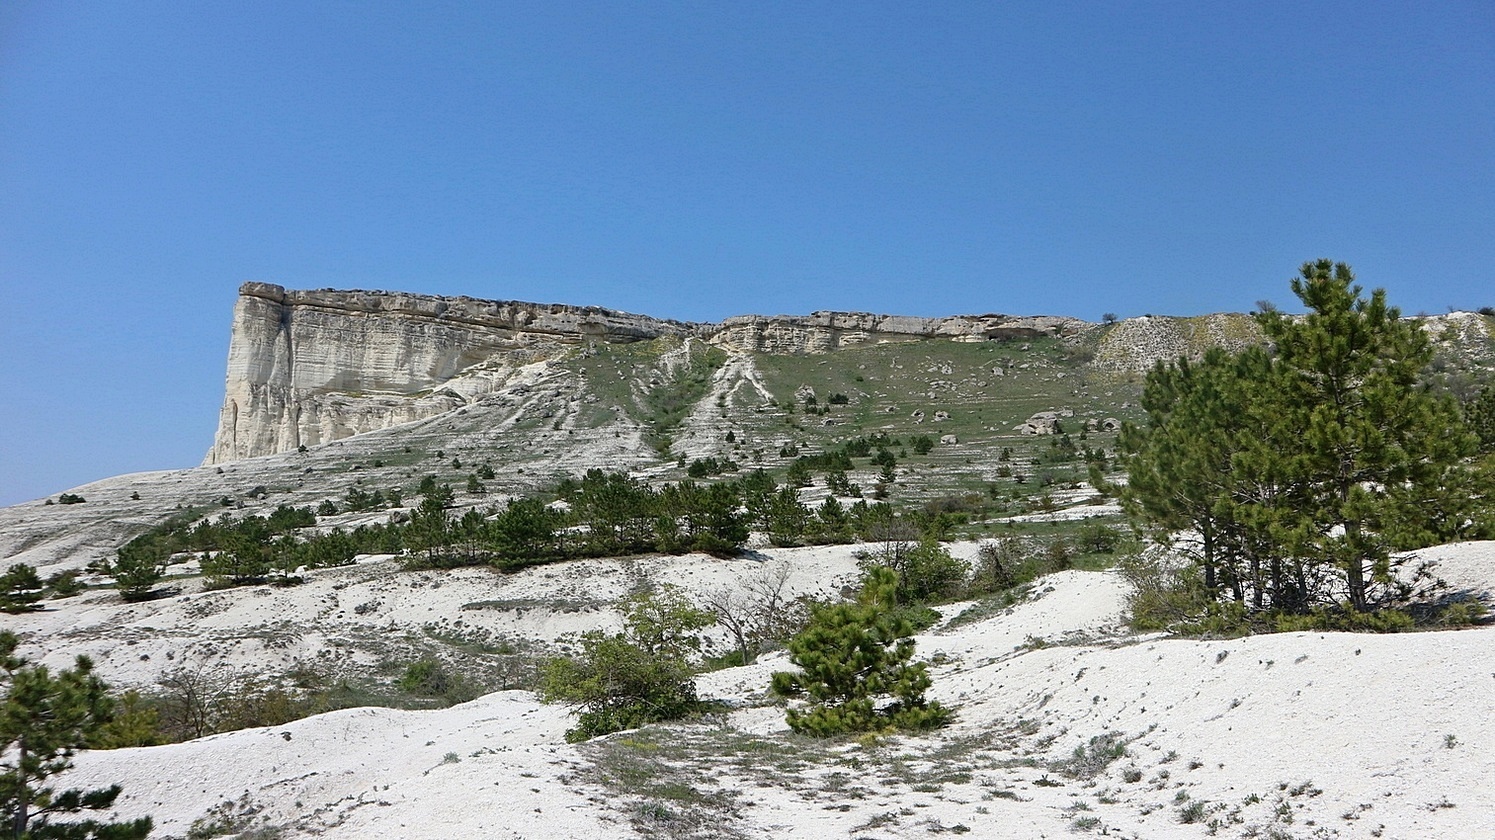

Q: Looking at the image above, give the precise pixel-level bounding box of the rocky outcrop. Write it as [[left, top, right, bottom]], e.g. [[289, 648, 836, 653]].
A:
[[1090, 313, 1264, 374], [208, 285, 1094, 464], [206, 283, 701, 463], [1018, 410, 1074, 435], [709, 312, 1084, 354]]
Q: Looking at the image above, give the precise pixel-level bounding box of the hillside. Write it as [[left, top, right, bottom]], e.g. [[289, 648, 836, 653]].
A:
[[26, 540, 1495, 839]]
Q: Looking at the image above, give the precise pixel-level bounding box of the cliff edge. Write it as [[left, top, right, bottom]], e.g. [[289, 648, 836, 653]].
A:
[[205, 283, 702, 463]]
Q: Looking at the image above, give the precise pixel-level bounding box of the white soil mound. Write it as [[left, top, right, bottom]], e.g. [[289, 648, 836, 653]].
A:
[[45, 542, 1495, 838]]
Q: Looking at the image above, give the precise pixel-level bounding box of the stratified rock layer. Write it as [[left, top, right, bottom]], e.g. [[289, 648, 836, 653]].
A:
[[710, 312, 1084, 353], [206, 283, 701, 463]]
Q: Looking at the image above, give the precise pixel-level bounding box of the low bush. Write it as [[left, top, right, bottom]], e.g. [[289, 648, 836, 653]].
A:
[[541, 587, 715, 741]]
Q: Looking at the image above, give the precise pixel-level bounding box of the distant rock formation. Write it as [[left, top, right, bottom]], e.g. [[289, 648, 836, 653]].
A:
[[1089, 313, 1264, 374], [207, 285, 1093, 464], [1018, 410, 1073, 436], [205, 283, 701, 463], [709, 312, 1084, 354]]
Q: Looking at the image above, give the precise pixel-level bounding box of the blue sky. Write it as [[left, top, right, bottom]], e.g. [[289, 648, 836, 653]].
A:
[[1, 1, 1491, 505]]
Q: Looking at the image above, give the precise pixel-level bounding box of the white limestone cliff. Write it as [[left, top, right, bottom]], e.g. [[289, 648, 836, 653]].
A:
[[205, 283, 700, 463], [207, 284, 1094, 464]]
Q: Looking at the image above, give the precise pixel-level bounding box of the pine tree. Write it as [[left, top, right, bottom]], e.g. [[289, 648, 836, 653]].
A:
[[1120, 260, 1489, 619], [487, 497, 561, 566], [1467, 386, 1495, 453], [1259, 260, 1480, 609], [1, 631, 152, 839], [0, 566, 44, 615], [404, 484, 454, 565], [765, 486, 810, 547], [771, 567, 950, 736], [1119, 347, 1300, 606], [110, 540, 167, 603]]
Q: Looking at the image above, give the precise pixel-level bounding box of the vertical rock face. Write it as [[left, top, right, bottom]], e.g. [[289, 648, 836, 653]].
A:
[[205, 283, 700, 464]]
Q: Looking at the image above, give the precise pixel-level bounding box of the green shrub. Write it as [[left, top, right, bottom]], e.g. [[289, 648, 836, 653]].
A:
[[1177, 799, 1207, 824], [1272, 606, 1415, 633], [1075, 523, 1122, 554], [44, 569, 86, 599], [398, 659, 455, 697], [542, 635, 701, 742], [540, 587, 713, 741], [1054, 732, 1128, 778], [859, 538, 969, 604], [1117, 550, 1214, 632], [1441, 600, 1486, 626]]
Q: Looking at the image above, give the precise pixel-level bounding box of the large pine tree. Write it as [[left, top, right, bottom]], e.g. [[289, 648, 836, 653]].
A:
[[1121, 260, 1489, 617], [1260, 260, 1481, 608]]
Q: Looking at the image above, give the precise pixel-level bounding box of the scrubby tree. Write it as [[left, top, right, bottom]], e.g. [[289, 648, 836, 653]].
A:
[[894, 539, 970, 603], [540, 586, 713, 741], [1, 631, 153, 839], [704, 561, 807, 665], [771, 567, 950, 736]]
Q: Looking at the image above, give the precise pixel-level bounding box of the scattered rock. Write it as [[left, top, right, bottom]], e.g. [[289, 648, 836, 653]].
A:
[[1019, 411, 1070, 435]]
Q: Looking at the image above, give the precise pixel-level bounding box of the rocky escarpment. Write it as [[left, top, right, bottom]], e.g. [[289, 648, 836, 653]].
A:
[[208, 285, 1093, 463], [206, 283, 702, 463], [709, 312, 1085, 354]]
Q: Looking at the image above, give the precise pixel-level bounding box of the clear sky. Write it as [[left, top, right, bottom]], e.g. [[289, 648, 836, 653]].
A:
[[1, 2, 1491, 506]]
